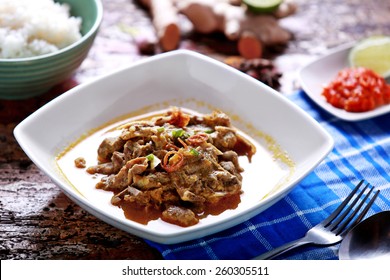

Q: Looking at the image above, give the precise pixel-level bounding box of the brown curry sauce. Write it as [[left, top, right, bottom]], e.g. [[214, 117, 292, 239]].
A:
[[57, 106, 292, 228]]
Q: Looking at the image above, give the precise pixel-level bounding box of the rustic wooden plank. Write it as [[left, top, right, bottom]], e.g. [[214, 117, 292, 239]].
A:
[[0, 161, 162, 260]]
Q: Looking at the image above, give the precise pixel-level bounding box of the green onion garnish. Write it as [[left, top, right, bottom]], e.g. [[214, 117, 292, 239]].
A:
[[190, 148, 199, 156], [172, 129, 184, 138], [146, 154, 154, 161], [146, 153, 161, 169]]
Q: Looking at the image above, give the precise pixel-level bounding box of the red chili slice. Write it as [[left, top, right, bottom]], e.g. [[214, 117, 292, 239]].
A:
[[162, 151, 184, 172], [187, 133, 209, 146]]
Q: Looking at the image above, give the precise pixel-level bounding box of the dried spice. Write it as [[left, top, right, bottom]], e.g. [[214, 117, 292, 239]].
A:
[[225, 56, 282, 89]]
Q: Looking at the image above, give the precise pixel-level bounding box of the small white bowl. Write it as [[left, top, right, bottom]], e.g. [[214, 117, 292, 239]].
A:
[[14, 50, 333, 244]]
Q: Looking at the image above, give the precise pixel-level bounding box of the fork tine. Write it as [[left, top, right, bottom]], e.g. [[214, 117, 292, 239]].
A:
[[328, 182, 371, 231], [322, 180, 365, 226], [351, 189, 380, 227], [336, 188, 380, 236]]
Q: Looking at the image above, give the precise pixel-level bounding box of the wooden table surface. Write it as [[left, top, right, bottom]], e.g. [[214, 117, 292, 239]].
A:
[[1, 0, 390, 260]]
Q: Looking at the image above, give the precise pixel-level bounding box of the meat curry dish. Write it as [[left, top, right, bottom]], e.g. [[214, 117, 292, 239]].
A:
[[84, 107, 256, 227]]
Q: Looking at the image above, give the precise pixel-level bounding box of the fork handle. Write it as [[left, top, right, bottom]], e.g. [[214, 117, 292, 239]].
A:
[[253, 237, 311, 260]]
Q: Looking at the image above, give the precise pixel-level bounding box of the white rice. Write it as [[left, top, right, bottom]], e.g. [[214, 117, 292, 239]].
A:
[[0, 0, 82, 59]]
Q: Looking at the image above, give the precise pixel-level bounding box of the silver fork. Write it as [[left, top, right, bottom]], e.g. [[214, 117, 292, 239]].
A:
[[254, 180, 380, 260]]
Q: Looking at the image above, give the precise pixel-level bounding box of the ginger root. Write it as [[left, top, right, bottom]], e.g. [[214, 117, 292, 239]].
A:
[[237, 31, 263, 59], [137, 0, 296, 58], [178, 0, 294, 55], [138, 0, 180, 51]]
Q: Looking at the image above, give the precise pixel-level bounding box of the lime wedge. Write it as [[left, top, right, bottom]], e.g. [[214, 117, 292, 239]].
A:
[[349, 36, 390, 78], [243, 0, 283, 13]]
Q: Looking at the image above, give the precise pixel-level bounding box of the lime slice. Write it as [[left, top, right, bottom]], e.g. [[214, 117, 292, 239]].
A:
[[349, 36, 390, 78], [243, 0, 283, 13]]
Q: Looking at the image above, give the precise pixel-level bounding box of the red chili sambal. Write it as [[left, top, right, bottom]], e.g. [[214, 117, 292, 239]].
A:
[[322, 67, 390, 112]]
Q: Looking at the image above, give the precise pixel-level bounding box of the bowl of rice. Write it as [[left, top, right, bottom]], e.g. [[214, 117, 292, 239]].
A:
[[0, 0, 103, 99]]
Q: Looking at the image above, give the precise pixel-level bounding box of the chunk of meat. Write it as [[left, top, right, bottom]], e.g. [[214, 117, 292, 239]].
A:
[[133, 172, 170, 190], [162, 205, 199, 227], [96, 157, 148, 191], [121, 122, 156, 140], [87, 151, 125, 175], [221, 151, 244, 173], [97, 137, 125, 161], [123, 140, 153, 160], [203, 110, 231, 127], [74, 157, 86, 168], [212, 126, 237, 150]]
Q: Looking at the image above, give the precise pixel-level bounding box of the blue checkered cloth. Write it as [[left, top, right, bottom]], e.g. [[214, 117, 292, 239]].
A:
[[146, 90, 390, 260]]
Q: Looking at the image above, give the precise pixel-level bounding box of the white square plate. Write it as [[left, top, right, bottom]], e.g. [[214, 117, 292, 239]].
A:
[[299, 43, 390, 121], [14, 50, 333, 244]]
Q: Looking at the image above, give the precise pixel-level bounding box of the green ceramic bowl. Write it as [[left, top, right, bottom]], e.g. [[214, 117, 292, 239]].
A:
[[0, 0, 103, 99]]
